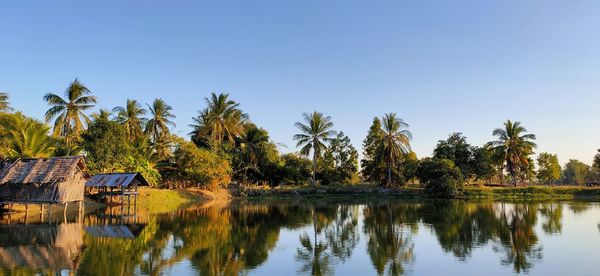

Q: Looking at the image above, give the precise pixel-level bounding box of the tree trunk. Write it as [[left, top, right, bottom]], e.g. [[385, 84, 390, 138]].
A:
[[387, 161, 392, 187], [312, 150, 317, 187]]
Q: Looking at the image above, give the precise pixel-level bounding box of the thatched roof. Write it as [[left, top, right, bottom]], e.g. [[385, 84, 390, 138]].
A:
[[0, 156, 87, 203], [0, 223, 84, 270], [86, 172, 149, 188]]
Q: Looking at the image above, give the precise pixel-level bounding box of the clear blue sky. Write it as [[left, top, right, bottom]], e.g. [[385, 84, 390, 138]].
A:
[[1, 1, 599, 164]]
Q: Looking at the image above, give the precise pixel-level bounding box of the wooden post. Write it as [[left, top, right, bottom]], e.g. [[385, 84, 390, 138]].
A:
[[63, 202, 68, 222]]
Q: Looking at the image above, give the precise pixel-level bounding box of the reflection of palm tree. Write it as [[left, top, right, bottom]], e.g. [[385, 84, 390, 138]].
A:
[[296, 233, 332, 276], [364, 205, 415, 276], [326, 205, 360, 262], [497, 204, 542, 274], [296, 205, 338, 276]]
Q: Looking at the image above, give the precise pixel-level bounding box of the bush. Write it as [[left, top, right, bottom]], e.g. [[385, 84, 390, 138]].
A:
[[165, 140, 232, 190], [417, 158, 464, 198]]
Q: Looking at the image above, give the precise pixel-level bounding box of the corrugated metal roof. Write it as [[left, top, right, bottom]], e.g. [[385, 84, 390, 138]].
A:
[[85, 172, 149, 188]]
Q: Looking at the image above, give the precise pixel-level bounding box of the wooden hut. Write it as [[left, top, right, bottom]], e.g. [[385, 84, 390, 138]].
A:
[[0, 156, 87, 213], [85, 172, 149, 206]]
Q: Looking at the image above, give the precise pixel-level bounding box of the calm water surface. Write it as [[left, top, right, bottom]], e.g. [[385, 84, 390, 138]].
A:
[[0, 200, 599, 275]]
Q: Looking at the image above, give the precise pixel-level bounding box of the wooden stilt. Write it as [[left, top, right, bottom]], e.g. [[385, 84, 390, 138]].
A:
[[63, 202, 68, 222]]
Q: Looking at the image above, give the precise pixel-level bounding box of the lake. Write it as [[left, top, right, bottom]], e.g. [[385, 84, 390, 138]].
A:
[[0, 199, 599, 275]]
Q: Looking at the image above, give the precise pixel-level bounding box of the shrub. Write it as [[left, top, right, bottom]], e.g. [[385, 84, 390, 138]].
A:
[[166, 140, 232, 190], [417, 158, 464, 198]]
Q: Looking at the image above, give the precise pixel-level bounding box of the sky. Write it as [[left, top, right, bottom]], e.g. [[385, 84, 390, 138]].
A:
[[1, 1, 599, 165]]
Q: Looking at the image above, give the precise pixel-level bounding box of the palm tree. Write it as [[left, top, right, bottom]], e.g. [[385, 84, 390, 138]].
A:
[[236, 125, 270, 181], [490, 120, 537, 185], [43, 79, 97, 144], [293, 112, 336, 186], [91, 109, 112, 121], [0, 92, 12, 113], [113, 99, 147, 140], [373, 113, 412, 187], [0, 114, 56, 158], [190, 93, 247, 147], [145, 98, 176, 156]]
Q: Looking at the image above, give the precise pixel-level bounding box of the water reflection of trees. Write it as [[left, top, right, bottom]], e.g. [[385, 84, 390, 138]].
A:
[[363, 204, 418, 276], [296, 203, 360, 276], [74, 201, 572, 275]]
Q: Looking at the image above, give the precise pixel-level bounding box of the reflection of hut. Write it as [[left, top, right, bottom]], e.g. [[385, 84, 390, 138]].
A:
[[85, 173, 149, 206], [0, 223, 84, 270], [85, 224, 147, 239], [0, 156, 87, 213]]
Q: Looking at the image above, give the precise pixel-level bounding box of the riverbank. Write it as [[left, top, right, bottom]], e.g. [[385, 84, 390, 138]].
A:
[[233, 184, 600, 200]]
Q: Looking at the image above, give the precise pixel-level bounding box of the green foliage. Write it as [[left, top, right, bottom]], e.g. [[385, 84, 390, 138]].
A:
[[82, 118, 160, 186], [82, 118, 132, 173], [0, 113, 56, 158], [562, 159, 590, 185], [536, 153, 561, 184], [165, 139, 232, 190], [232, 124, 280, 185], [433, 133, 496, 183], [318, 132, 359, 185], [471, 146, 496, 182], [279, 153, 312, 185], [361, 117, 384, 183], [433, 133, 474, 178], [417, 158, 464, 198]]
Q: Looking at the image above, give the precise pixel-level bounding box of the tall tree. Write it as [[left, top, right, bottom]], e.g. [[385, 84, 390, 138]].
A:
[[43, 79, 97, 145], [562, 159, 590, 185], [374, 113, 412, 187], [489, 120, 537, 185], [536, 153, 561, 185], [433, 133, 475, 180], [361, 117, 385, 183], [145, 98, 176, 156], [190, 93, 247, 148], [593, 149, 600, 172], [319, 132, 359, 185], [113, 99, 147, 140], [0, 92, 12, 113], [293, 112, 336, 186]]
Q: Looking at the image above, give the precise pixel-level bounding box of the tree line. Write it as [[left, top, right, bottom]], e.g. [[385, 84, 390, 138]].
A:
[[1, 80, 599, 194]]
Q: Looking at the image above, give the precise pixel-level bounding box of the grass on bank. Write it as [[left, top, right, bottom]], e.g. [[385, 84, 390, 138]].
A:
[[237, 183, 600, 200]]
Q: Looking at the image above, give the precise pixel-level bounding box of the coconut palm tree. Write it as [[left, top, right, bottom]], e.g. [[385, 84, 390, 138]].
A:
[[43, 79, 97, 144], [91, 109, 112, 121], [0, 92, 12, 113], [145, 98, 175, 157], [190, 93, 247, 147], [490, 120, 537, 185], [0, 114, 56, 158], [293, 112, 336, 186], [113, 99, 147, 140], [373, 113, 412, 187]]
